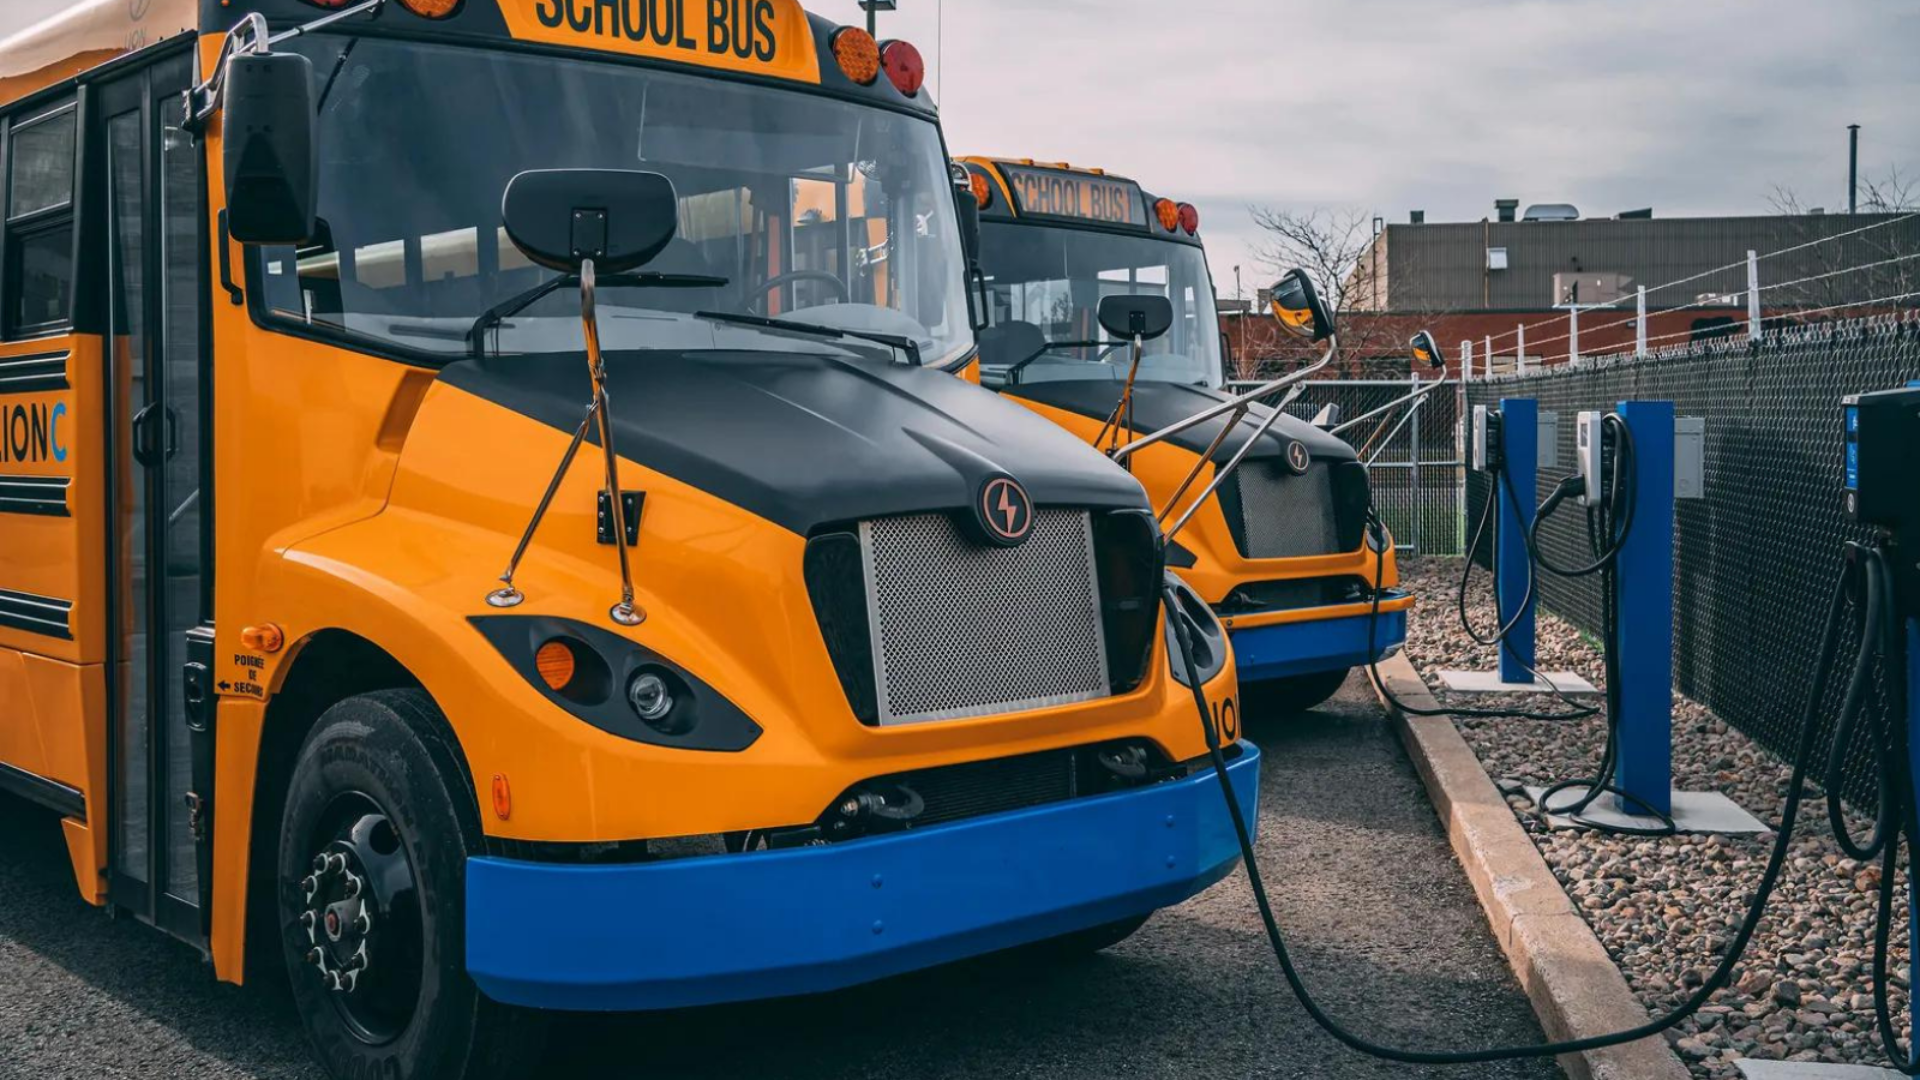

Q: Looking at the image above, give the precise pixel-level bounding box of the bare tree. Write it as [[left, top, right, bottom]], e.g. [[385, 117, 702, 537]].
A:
[[1765, 167, 1920, 316], [1242, 205, 1451, 379]]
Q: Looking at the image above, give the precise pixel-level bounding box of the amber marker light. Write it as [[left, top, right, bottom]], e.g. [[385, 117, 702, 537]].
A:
[[833, 28, 882, 86], [534, 639, 577, 692], [1155, 198, 1181, 232], [395, 0, 462, 16]]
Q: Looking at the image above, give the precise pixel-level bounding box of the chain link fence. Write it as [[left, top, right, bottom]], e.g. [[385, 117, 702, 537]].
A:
[[1464, 312, 1920, 801], [1228, 378, 1466, 556]]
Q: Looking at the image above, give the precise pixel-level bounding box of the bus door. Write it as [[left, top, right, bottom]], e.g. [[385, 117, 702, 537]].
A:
[[94, 53, 211, 945]]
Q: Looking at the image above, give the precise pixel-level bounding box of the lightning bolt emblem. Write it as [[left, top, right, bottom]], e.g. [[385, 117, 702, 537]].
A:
[[997, 486, 1020, 533]]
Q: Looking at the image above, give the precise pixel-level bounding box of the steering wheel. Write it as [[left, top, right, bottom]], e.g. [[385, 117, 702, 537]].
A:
[[749, 271, 851, 314]]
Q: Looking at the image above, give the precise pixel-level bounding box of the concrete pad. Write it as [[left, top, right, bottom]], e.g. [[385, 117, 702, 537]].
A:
[[1523, 785, 1771, 835], [1370, 656, 1693, 1080], [1439, 668, 1601, 695], [1736, 1062, 1904, 1079]]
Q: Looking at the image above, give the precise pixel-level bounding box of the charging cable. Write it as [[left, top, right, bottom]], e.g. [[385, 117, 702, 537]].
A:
[[1161, 536, 1864, 1064]]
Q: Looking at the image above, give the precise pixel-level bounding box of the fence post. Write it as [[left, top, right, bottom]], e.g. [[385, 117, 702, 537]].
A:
[[1516, 323, 1527, 373], [1747, 249, 1762, 341], [1636, 285, 1648, 358], [1569, 306, 1581, 366], [1460, 341, 1473, 382], [1409, 393, 1423, 555], [1485, 334, 1494, 375]]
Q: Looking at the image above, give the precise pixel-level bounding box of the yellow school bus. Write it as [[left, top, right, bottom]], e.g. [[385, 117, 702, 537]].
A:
[[0, 4, 1250, 1076], [955, 157, 1415, 714]]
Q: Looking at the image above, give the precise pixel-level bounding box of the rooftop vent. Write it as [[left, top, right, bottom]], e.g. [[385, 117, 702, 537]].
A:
[[1494, 199, 1519, 223], [1523, 203, 1580, 222]]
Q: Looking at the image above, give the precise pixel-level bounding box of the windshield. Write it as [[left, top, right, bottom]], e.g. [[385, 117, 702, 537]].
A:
[[256, 36, 972, 366], [977, 221, 1223, 387]]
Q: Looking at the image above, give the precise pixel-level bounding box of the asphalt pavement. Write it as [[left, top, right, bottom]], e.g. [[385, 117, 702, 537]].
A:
[[0, 675, 1562, 1079]]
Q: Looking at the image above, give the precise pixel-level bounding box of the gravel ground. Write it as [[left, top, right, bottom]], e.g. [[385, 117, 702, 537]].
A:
[[0, 674, 1558, 1079], [1400, 556, 1911, 1078]]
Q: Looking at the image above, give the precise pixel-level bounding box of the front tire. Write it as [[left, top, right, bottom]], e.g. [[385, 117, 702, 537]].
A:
[[1245, 667, 1351, 719], [278, 690, 544, 1080]]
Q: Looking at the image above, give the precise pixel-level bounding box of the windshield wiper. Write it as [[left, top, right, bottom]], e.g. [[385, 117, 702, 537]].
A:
[[694, 311, 922, 367], [467, 272, 729, 358]]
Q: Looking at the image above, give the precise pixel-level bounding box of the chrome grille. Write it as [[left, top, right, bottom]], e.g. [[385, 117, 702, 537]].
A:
[[859, 510, 1110, 726], [1233, 461, 1344, 559]]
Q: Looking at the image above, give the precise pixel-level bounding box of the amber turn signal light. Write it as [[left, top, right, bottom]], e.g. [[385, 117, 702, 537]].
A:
[[1154, 198, 1181, 233], [970, 172, 993, 209], [491, 774, 512, 820], [534, 639, 577, 692], [832, 28, 881, 86], [240, 623, 285, 653]]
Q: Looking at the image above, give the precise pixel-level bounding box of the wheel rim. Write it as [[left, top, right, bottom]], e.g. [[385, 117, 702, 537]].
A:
[[296, 791, 425, 1046]]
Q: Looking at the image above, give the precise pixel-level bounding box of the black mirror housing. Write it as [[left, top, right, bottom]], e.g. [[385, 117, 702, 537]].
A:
[[1097, 294, 1173, 342], [223, 51, 318, 245], [1409, 329, 1445, 371], [1268, 269, 1334, 342], [502, 169, 680, 275]]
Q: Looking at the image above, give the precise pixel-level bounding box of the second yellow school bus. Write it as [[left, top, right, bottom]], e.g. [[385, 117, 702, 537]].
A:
[[957, 156, 1414, 715]]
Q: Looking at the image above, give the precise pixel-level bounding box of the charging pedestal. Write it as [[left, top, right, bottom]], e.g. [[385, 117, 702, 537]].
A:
[[1613, 401, 1675, 817], [1529, 401, 1765, 838], [1497, 398, 1538, 683], [1441, 398, 1597, 696]]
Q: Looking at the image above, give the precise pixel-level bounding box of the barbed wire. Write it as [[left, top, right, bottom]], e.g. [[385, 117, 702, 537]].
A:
[[1475, 211, 1920, 352]]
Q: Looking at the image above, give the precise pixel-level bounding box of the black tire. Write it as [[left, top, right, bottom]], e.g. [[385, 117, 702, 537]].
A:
[[1245, 667, 1351, 720], [278, 689, 544, 1080], [1027, 914, 1152, 958]]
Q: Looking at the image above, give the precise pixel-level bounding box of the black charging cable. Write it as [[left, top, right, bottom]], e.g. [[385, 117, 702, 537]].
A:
[[1162, 548, 1859, 1064]]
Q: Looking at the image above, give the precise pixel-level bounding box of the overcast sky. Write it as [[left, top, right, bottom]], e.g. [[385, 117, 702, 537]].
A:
[[6, 0, 1917, 299]]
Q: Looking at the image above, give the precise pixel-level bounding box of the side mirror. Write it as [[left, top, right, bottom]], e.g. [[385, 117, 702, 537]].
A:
[[1267, 268, 1333, 341], [1409, 329, 1445, 372], [1097, 294, 1173, 341], [954, 177, 982, 263], [223, 52, 318, 244], [502, 169, 680, 274]]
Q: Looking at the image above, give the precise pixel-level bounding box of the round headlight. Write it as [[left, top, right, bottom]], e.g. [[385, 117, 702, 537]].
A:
[[628, 672, 674, 723]]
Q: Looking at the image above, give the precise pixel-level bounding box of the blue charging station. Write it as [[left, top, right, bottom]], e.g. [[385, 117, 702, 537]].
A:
[[1612, 401, 1675, 818], [1497, 398, 1538, 683]]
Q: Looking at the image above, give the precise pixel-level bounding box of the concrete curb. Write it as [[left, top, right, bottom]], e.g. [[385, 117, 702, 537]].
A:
[[1371, 653, 1692, 1080]]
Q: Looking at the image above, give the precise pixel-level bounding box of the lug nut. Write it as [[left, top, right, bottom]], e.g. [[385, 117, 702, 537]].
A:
[[306, 948, 322, 965], [325, 971, 342, 990], [300, 875, 317, 895], [312, 854, 329, 873], [353, 912, 373, 935], [300, 911, 317, 929], [341, 971, 360, 993], [343, 875, 362, 899]]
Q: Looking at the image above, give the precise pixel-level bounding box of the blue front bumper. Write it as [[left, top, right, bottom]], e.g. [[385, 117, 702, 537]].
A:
[[1230, 603, 1407, 684], [466, 743, 1260, 1011]]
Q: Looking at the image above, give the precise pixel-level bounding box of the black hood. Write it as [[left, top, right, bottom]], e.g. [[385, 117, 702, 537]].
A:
[[1004, 379, 1357, 466], [438, 350, 1151, 536]]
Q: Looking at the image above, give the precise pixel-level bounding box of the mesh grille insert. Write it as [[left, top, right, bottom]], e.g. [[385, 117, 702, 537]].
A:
[[1233, 461, 1343, 559], [860, 510, 1110, 725]]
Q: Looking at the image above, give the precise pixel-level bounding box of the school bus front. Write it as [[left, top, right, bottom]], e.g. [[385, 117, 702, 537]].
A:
[[956, 157, 1414, 714], [0, 4, 1250, 1078]]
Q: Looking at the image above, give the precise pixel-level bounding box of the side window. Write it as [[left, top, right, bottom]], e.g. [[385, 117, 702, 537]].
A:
[[3, 102, 78, 338]]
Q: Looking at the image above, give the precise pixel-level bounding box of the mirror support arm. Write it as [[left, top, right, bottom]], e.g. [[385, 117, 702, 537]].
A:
[[1328, 376, 1451, 437], [183, 1, 386, 132], [1113, 334, 1339, 464], [1163, 379, 1314, 544], [1092, 333, 1148, 456], [486, 259, 647, 627]]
